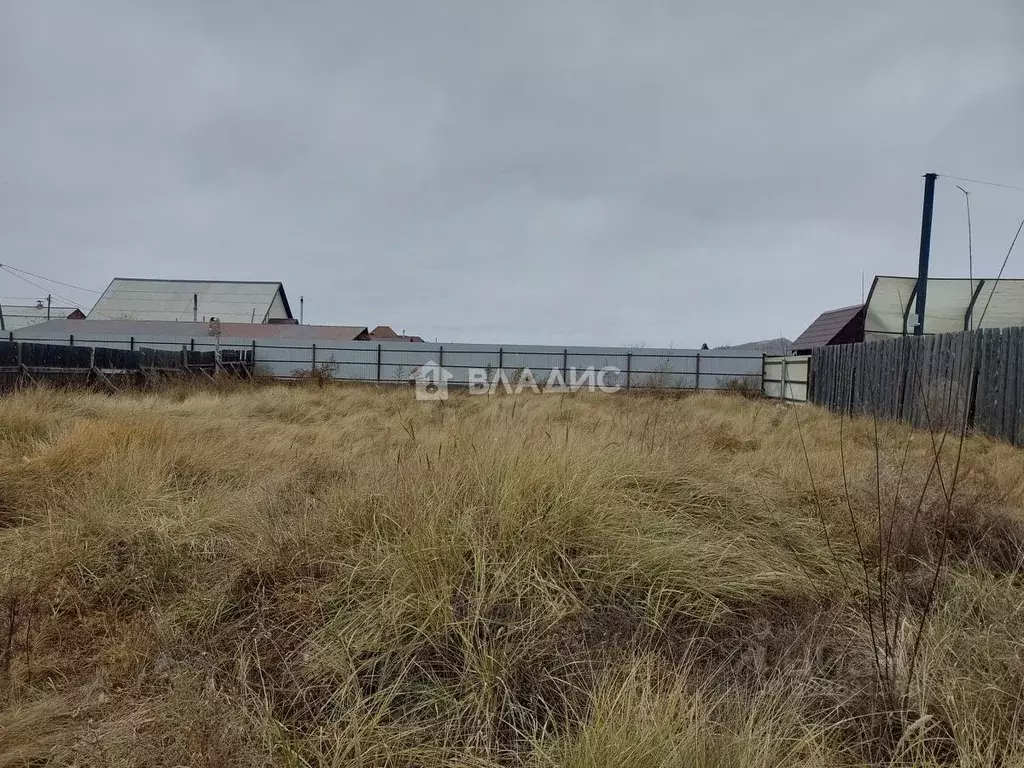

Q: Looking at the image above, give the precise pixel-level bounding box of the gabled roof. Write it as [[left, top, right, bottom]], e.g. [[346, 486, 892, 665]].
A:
[[0, 304, 82, 332], [89, 278, 293, 323], [792, 305, 864, 351]]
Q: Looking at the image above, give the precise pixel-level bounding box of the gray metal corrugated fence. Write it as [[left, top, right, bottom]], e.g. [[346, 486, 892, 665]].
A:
[[7, 331, 765, 392]]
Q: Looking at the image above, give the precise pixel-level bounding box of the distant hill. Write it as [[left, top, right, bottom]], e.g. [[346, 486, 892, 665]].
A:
[[717, 337, 792, 355]]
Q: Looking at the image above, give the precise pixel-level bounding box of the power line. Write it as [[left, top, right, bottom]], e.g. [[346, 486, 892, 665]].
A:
[[977, 217, 1024, 328], [0, 268, 124, 319], [0, 265, 89, 312], [0, 263, 103, 294], [938, 174, 1024, 193], [0, 265, 126, 319]]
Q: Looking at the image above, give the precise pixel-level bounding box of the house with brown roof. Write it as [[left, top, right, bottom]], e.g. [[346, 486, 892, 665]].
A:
[[792, 304, 866, 355], [368, 325, 424, 343]]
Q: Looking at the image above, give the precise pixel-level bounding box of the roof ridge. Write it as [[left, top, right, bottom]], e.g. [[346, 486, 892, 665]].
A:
[[109, 277, 284, 285]]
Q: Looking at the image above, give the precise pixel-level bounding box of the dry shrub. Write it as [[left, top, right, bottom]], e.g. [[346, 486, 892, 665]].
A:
[[292, 366, 335, 388], [845, 457, 1024, 574], [723, 375, 764, 399]]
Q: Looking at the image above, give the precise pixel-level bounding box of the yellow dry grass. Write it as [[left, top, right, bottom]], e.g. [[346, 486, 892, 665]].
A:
[[1, 383, 1023, 767]]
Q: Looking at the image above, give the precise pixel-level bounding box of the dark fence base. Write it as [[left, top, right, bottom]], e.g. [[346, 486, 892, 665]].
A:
[[0, 340, 253, 394]]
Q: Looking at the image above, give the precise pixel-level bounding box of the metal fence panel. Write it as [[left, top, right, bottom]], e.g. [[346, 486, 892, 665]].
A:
[[763, 355, 809, 402], [9, 329, 765, 392]]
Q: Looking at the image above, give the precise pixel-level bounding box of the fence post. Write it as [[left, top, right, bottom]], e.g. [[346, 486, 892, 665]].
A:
[[694, 352, 700, 390], [780, 356, 788, 402], [190, 338, 195, 352], [439, 345, 444, 368], [130, 336, 135, 351], [376, 343, 382, 381], [562, 348, 568, 382], [626, 351, 632, 391], [498, 347, 503, 376], [760, 354, 767, 395], [311, 343, 316, 370], [251, 340, 256, 368], [69, 334, 74, 347], [805, 355, 813, 403]]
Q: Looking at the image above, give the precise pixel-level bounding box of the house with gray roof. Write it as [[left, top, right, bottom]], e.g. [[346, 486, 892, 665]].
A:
[[89, 278, 293, 323]]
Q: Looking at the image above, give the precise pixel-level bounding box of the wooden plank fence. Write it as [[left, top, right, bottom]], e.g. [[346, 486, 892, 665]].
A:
[[809, 327, 1024, 446]]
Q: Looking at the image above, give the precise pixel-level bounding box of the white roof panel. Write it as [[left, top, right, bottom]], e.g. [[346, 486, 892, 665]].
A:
[[89, 278, 292, 323], [865, 276, 1024, 339]]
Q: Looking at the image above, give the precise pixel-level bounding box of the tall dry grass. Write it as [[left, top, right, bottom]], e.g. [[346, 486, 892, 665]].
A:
[[0, 383, 1023, 766]]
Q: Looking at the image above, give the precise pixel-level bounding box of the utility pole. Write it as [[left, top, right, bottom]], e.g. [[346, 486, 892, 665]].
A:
[[209, 317, 222, 371], [914, 172, 938, 335]]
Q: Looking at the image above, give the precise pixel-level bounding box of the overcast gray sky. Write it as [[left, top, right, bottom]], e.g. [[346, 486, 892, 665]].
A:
[[2, 2, 1022, 346]]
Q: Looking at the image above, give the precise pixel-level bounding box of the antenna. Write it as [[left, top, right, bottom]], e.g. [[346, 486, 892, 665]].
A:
[[956, 185, 974, 328]]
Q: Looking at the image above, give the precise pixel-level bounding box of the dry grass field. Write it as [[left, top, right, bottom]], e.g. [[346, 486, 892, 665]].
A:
[[1, 383, 1024, 767]]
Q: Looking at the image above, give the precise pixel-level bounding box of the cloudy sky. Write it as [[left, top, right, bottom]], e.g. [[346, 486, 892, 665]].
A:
[[1, 2, 1022, 346]]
